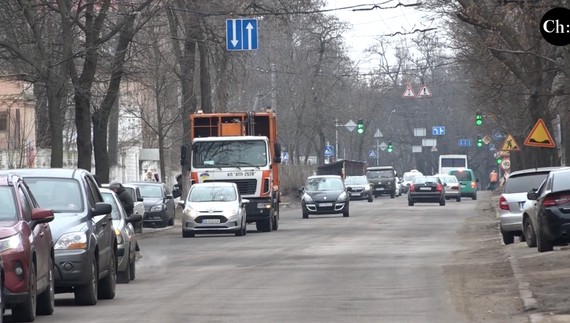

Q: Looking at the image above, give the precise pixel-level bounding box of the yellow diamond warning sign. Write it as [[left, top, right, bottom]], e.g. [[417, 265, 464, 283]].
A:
[[500, 134, 521, 152], [524, 118, 556, 148]]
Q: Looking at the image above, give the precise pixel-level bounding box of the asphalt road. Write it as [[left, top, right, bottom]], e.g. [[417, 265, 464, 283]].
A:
[[9, 194, 480, 323]]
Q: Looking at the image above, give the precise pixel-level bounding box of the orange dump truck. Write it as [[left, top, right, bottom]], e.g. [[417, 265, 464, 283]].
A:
[[184, 109, 282, 232]]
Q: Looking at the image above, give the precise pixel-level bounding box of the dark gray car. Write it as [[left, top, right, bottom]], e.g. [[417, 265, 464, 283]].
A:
[[127, 182, 175, 228], [4, 168, 117, 306], [299, 175, 351, 218]]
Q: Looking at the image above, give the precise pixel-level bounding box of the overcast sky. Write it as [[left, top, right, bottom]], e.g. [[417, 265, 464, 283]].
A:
[[323, 0, 431, 71]]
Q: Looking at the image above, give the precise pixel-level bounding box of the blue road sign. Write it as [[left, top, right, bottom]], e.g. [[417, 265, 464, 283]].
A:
[[432, 126, 445, 135], [458, 139, 472, 147], [324, 145, 334, 157], [492, 129, 505, 140], [489, 143, 496, 151], [369, 150, 377, 159], [226, 19, 258, 51], [282, 152, 289, 162]]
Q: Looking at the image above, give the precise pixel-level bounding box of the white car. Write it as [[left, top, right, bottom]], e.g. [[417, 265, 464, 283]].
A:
[[180, 182, 249, 238], [401, 170, 423, 194], [102, 183, 145, 233]]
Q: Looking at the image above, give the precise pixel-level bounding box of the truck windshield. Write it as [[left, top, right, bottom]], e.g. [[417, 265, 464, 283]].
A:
[[193, 140, 268, 168], [366, 170, 393, 179]]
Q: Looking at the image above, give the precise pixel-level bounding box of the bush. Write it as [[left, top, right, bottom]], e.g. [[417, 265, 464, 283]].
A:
[[279, 165, 315, 197]]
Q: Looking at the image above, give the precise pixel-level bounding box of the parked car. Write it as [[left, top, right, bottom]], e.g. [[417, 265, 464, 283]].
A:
[[401, 170, 423, 194], [0, 253, 4, 318], [7, 168, 117, 306], [394, 177, 402, 197], [126, 182, 175, 228], [299, 175, 351, 218], [436, 174, 461, 202], [500, 167, 559, 245], [408, 176, 446, 206], [448, 168, 478, 200], [0, 174, 55, 322], [523, 168, 570, 252], [102, 183, 145, 234], [344, 175, 373, 202], [179, 182, 248, 238], [100, 189, 141, 283]]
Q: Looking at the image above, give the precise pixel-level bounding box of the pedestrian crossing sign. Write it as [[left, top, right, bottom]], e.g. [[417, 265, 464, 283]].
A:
[[500, 134, 521, 152]]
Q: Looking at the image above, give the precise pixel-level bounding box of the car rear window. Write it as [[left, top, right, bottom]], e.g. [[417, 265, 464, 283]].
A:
[[345, 176, 368, 185], [0, 187, 18, 221], [503, 172, 550, 194], [413, 177, 438, 184], [449, 171, 472, 181]]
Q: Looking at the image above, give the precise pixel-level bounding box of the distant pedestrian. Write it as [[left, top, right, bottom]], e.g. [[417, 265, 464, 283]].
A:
[[489, 170, 499, 191], [154, 173, 160, 182], [143, 171, 155, 182]]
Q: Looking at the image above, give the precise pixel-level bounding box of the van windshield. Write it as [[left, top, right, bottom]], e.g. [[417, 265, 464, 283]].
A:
[[449, 171, 472, 181], [366, 170, 393, 179]]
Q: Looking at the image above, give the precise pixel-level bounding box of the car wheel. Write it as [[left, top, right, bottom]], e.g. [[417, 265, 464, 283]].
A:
[[272, 213, 279, 231], [472, 193, 477, 200], [117, 257, 131, 284], [302, 210, 309, 219], [537, 227, 553, 252], [343, 208, 349, 217], [390, 192, 395, 198], [168, 215, 175, 226], [236, 223, 246, 236], [456, 196, 461, 202], [501, 229, 515, 245], [408, 199, 414, 206], [368, 195, 373, 203], [256, 218, 272, 232], [182, 230, 195, 238], [98, 251, 116, 300], [161, 213, 169, 228], [134, 220, 143, 234], [129, 257, 136, 281], [37, 256, 55, 315], [12, 262, 36, 322], [524, 217, 537, 248], [75, 258, 98, 305], [439, 199, 445, 206]]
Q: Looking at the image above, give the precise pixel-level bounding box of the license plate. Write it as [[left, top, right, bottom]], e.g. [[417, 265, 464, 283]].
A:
[[351, 193, 361, 196], [375, 187, 384, 191], [202, 219, 220, 224], [319, 203, 333, 207], [419, 187, 432, 191]]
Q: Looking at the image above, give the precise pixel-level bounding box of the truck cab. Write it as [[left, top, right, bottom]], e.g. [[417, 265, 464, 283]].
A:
[[366, 166, 397, 198]]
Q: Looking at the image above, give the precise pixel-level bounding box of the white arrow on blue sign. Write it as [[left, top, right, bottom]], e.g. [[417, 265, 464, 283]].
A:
[[324, 145, 334, 157], [432, 126, 445, 135], [282, 152, 289, 162], [369, 150, 377, 158], [226, 19, 258, 51]]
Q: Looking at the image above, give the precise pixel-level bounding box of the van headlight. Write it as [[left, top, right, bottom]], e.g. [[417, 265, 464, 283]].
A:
[[183, 208, 198, 219]]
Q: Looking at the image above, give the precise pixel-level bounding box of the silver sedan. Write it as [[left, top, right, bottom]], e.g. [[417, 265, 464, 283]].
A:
[[180, 182, 249, 238]]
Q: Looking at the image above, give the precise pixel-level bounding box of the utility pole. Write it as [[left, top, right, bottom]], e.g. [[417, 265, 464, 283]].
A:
[[271, 63, 277, 113], [376, 139, 380, 166]]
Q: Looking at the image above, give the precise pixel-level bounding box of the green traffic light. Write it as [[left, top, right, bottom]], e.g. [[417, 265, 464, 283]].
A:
[[357, 119, 364, 134], [357, 127, 364, 134], [387, 142, 393, 153], [476, 114, 482, 126], [496, 158, 502, 164]]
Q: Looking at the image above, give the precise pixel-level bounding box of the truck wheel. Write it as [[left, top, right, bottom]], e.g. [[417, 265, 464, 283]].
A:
[[368, 195, 373, 203], [272, 214, 279, 231], [390, 191, 395, 199], [256, 219, 272, 232]]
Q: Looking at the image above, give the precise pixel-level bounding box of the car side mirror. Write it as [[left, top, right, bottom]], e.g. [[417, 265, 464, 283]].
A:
[[93, 202, 112, 216], [31, 208, 55, 223], [177, 200, 185, 207], [127, 213, 143, 223], [138, 197, 144, 202], [242, 199, 250, 204], [443, 183, 447, 187], [297, 186, 304, 194], [527, 189, 539, 200]]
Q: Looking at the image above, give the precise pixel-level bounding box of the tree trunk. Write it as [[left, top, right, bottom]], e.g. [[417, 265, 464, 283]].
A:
[[46, 84, 64, 167], [197, 27, 212, 113], [108, 96, 119, 168], [33, 83, 51, 149], [75, 92, 93, 171], [92, 113, 109, 182]]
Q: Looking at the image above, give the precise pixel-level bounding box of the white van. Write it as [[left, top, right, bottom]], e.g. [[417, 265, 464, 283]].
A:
[[400, 170, 423, 194]]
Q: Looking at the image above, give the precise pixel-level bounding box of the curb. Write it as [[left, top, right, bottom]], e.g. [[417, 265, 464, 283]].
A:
[[136, 225, 175, 238], [507, 255, 539, 311]]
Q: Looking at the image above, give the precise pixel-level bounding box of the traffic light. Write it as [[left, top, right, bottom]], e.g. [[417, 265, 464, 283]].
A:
[[476, 113, 482, 126], [477, 136, 483, 147], [387, 141, 393, 153], [496, 157, 502, 164], [357, 119, 364, 134]]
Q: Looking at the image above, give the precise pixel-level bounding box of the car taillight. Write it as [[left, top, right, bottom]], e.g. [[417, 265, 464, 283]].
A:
[[499, 195, 509, 210], [543, 194, 570, 207], [452, 186, 459, 190], [436, 184, 442, 191], [409, 184, 415, 192], [471, 181, 476, 188]]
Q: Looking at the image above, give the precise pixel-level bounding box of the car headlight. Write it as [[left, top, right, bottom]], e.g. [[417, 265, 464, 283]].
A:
[[0, 234, 21, 252], [115, 229, 124, 244], [387, 181, 391, 185], [338, 192, 348, 201], [55, 232, 87, 250], [302, 194, 314, 203], [363, 186, 370, 191], [183, 208, 198, 219], [150, 204, 164, 212]]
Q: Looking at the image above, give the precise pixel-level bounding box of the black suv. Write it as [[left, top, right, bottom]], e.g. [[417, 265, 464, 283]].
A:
[[6, 168, 117, 305]]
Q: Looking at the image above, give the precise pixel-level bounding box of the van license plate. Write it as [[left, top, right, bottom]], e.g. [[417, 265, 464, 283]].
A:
[[202, 219, 220, 224]]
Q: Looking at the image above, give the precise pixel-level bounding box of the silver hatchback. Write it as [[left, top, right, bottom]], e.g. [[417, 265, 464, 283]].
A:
[[181, 182, 249, 238], [498, 167, 560, 245]]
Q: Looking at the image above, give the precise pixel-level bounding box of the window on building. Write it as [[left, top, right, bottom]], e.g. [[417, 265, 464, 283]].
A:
[[0, 113, 7, 131]]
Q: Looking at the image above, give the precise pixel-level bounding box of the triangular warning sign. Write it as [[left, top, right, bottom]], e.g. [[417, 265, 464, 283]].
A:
[[500, 134, 521, 151], [416, 84, 432, 97], [524, 118, 556, 148], [402, 85, 415, 98]]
